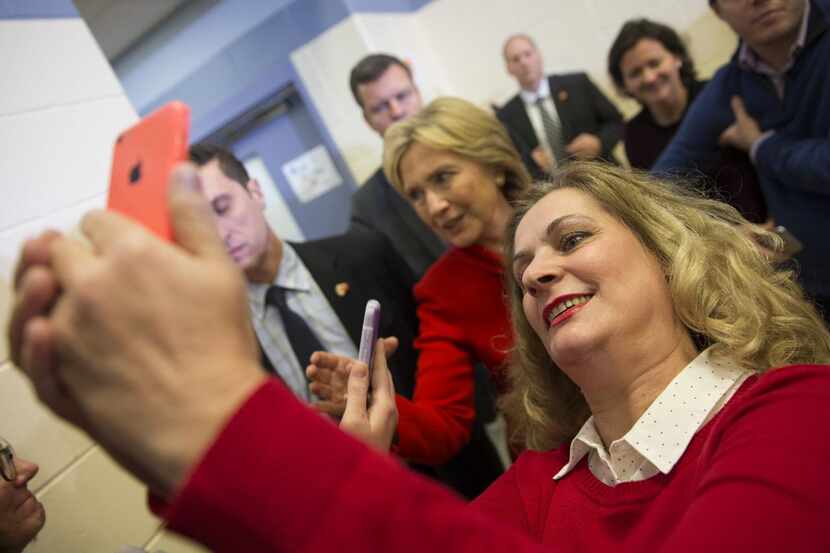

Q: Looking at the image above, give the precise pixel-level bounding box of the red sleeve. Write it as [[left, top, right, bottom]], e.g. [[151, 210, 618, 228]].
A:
[[470, 462, 532, 535], [393, 275, 476, 465], [659, 365, 830, 552], [164, 379, 547, 553]]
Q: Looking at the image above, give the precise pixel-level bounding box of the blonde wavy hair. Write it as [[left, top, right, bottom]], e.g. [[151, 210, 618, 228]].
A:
[[383, 97, 530, 203], [502, 161, 830, 451]]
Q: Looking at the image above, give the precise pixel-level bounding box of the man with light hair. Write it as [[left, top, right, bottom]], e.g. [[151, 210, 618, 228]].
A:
[[497, 33, 623, 177]]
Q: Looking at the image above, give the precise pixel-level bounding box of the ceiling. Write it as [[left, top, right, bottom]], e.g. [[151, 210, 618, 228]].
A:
[[74, 0, 193, 61]]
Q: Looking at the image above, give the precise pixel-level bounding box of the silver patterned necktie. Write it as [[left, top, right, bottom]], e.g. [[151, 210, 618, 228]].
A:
[[535, 96, 566, 166]]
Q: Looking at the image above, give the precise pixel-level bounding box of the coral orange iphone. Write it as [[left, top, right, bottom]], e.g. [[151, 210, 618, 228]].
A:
[[107, 101, 190, 240]]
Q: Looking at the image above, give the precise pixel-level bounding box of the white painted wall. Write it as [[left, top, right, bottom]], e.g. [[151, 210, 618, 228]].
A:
[[0, 15, 206, 553], [291, 0, 737, 183]]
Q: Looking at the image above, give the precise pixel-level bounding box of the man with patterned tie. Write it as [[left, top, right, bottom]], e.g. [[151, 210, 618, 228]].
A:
[[188, 143, 503, 498], [188, 143, 421, 403], [496, 33, 623, 178]]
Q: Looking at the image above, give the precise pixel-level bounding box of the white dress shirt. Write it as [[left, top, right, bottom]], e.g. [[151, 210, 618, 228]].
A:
[[554, 348, 752, 486], [520, 78, 564, 164], [248, 242, 357, 401]]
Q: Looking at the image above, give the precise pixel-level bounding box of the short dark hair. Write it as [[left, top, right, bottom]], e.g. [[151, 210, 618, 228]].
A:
[[349, 53, 412, 108], [607, 18, 697, 92], [188, 143, 250, 189]]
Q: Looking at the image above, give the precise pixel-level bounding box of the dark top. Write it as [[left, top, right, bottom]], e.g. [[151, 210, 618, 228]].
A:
[[628, 80, 767, 223], [497, 72, 624, 179], [654, 0, 830, 298]]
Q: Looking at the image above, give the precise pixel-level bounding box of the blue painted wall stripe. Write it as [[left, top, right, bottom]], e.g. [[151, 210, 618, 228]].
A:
[[0, 0, 77, 19], [346, 0, 432, 13]]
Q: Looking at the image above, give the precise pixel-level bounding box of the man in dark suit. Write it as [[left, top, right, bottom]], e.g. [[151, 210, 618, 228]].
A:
[[189, 143, 419, 400], [348, 54, 446, 279], [189, 144, 502, 498], [497, 34, 623, 178]]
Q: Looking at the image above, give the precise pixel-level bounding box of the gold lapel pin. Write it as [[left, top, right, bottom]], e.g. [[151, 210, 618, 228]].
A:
[[558, 90, 569, 102], [335, 282, 350, 297]]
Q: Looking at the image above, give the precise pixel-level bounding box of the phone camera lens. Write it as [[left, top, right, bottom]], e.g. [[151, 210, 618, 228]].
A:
[[129, 162, 142, 184]]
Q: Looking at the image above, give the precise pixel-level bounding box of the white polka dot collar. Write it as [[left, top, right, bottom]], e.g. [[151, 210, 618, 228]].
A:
[[553, 348, 751, 486]]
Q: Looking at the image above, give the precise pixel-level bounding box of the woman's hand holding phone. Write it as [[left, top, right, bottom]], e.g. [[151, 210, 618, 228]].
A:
[[339, 337, 399, 452], [307, 337, 400, 452]]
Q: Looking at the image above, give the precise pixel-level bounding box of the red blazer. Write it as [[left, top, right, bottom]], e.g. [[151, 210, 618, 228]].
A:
[[395, 245, 512, 465]]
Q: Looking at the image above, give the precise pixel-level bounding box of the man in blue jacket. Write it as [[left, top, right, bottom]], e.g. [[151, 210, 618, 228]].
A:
[[654, 0, 830, 321]]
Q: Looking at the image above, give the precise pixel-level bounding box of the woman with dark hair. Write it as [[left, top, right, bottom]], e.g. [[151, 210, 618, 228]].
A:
[[608, 19, 767, 223]]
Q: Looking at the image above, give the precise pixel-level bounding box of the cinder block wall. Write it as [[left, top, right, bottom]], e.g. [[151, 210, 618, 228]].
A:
[[0, 3, 206, 551]]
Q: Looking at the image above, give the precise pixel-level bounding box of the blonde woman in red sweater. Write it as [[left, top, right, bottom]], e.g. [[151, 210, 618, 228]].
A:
[[10, 161, 830, 552], [469, 161, 830, 549]]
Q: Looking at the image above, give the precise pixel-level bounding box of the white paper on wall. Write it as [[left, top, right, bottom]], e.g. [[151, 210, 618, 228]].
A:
[[281, 144, 342, 203], [243, 155, 304, 242]]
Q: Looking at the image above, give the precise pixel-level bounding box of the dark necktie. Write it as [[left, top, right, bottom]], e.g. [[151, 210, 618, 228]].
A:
[[264, 285, 324, 371], [535, 97, 566, 166]]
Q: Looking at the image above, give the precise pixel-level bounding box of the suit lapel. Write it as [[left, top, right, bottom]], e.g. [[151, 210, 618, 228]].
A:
[[549, 75, 574, 141], [509, 95, 538, 149], [293, 240, 364, 347]]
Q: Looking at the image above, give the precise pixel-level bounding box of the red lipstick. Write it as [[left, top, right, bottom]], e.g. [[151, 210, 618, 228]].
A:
[[543, 293, 592, 329]]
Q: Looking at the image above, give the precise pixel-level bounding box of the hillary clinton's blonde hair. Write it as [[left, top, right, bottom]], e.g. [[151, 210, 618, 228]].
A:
[[383, 97, 530, 203], [502, 161, 830, 451]]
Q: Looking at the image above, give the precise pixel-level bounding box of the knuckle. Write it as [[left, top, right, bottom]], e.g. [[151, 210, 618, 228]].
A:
[[115, 233, 153, 262]]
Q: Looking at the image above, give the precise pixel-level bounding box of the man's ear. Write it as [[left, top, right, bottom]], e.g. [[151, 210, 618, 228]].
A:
[[247, 179, 266, 209]]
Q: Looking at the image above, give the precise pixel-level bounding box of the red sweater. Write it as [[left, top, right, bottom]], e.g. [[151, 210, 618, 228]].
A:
[[395, 245, 512, 465], [163, 364, 830, 553]]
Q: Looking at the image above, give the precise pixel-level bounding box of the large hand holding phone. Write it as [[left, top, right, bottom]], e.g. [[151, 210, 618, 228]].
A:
[[107, 101, 190, 240]]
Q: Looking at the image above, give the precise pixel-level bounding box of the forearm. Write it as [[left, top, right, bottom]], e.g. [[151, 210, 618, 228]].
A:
[[165, 379, 541, 553], [754, 133, 830, 196], [394, 389, 475, 465]]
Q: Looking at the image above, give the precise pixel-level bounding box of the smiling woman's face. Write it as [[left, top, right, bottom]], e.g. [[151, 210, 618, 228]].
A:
[[511, 188, 677, 373], [619, 38, 685, 110]]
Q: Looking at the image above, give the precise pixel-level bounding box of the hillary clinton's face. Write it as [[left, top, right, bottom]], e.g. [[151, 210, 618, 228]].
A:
[[398, 142, 512, 252]]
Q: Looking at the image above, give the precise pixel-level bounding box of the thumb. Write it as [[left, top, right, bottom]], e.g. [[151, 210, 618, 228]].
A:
[[167, 163, 226, 258], [381, 336, 399, 358], [730, 96, 748, 122], [341, 361, 370, 424]]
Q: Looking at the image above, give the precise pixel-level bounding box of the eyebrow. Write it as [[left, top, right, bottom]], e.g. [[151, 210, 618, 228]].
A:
[[512, 214, 592, 267], [427, 163, 456, 180], [405, 163, 455, 190]]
